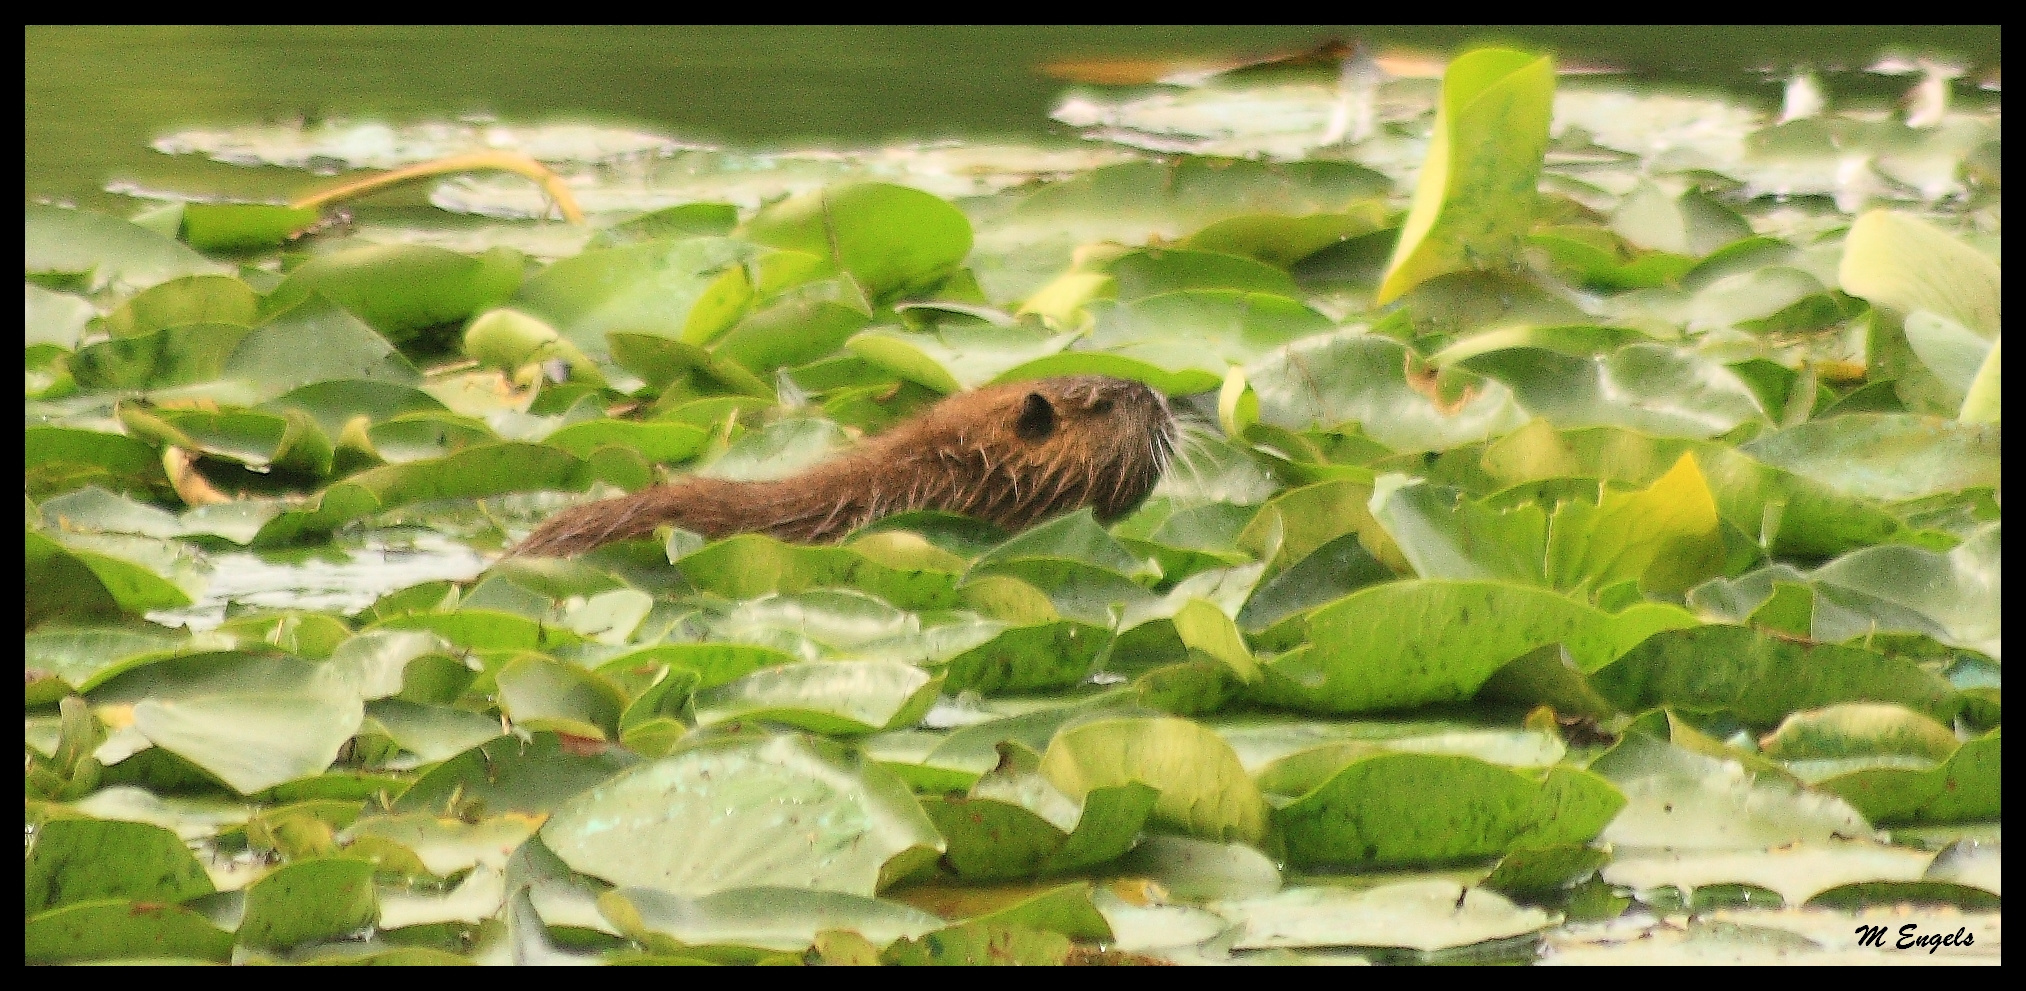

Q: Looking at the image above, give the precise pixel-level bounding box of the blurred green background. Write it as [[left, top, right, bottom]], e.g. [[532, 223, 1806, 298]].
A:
[[26, 25, 1999, 210]]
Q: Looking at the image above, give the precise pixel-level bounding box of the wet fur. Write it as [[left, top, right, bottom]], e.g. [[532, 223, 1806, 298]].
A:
[[512, 376, 1176, 556]]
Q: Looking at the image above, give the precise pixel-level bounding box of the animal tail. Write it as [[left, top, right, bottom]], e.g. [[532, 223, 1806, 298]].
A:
[[511, 488, 686, 558]]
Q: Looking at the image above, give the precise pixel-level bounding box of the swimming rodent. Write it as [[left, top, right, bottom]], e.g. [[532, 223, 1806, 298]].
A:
[[511, 375, 1175, 556]]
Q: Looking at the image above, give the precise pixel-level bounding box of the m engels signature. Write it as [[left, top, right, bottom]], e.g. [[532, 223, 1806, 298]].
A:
[[1855, 923, 1978, 953]]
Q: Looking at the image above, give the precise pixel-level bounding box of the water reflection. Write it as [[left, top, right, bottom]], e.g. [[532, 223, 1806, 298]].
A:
[[149, 530, 488, 629]]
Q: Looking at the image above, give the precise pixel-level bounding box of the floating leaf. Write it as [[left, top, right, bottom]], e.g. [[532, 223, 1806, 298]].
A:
[[265, 244, 522, 343], [847, 323, 1071, 393], [677, 533, 962, 611], [1837, 210, 2001, 336], [1248, 329, 1528, 452], [1182, 206, 1394, 268], [1216, 881, 1553, 952], [26, 530, 194, 626], [23, 898, 233, 964], [606, 885, 942, 953], [745, 183, 973, 302], [693, 660, 941, 735], [99, 274, 260, 337], [543, 734, 942, 897], [25, 282, 97, 347], [25, 203, 228, 294], [1039, 716, 1268, 844], [1377, 49, 1556, 303], [514, 236, 757, 358], [1739, 413, 2000, 502], [496, 654, 626, 740], [1461, 343, 1765, 438], [221, 294, 422, 400], [179, 203, 322, 253], [1592, 625, 1961, 727], [1815, 731, 2001, 827], [395, 732, 637, 818], [236, 857, 378, 950], [95, 652, 365, 794], [1274, 752, 1623, 866], [1591, 733, 1874, 850], [1257, 580, 1695, 713], [926, 770, 1158, 881], [25, 817, 215, 914]]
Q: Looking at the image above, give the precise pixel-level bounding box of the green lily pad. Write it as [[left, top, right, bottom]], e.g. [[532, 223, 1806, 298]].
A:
[[1815, 730, 2001, 827], [604, 885, 943, 953], [1591, 733, 1874, 849], [1039, 716, 1267, 844], [880, 920, 1071, 966], [1256, 580, 1696, 713], [1182, 205, 1394, 268], [496, 654, 626, 740], [26, 529, 195, 626], [1589, 624, 1961, 728], [236, 857, 378, 950], [1248, 329, 1528, 452], [1054, 289, 1333, 391], [744, 183, 973, 302], [1739, 413, 2000, 502], [179, 203, 322, 253], [265, 244, 522, 344], [1107, 247, 1300, 300], [25, 282, 98, 347], [676, 533, 962, 611], [1216, 881, 1553, 952], [1760, 703, 1961, 764], [847, 323, 1072, 393], [254, 442, 596, 545], [91, 652, 364, 795], [1837, 210, 2001, 336], [1377, 48, 1556, 303], [221, 295, 422, 400], [589, 202, 740, 248], [1461, 343, 1765, 438], [936, 620, 1111, 695], [24, 898, 234, 964], [712, 297, 871, 378], [925, 764, 1159, 881], [964, 881, 1115, 942], [26, 203, 228, 294], [394, 732, 638, 818], [692, 660, 942, 736], [100, 273, 260, 337], [25, 817, 216, 914], [515, 236, 757, 358], [542, 734, 943, 897], [1272, 752, 1624, 867]]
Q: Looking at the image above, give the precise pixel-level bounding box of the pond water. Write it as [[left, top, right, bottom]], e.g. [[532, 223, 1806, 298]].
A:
[[27, 25, 1999, 211]]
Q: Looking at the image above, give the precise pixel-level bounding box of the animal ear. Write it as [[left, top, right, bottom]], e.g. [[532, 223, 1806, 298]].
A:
[[1015, 391, 1057, 441]]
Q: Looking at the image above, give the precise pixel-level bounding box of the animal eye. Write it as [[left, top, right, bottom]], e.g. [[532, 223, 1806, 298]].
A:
[[1091, 397, 1114, 414]]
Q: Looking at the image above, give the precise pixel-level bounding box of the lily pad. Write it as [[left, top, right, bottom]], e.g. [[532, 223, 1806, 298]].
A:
[[1038, 716, 1268, 844], [744, 183, 973, 302], [1273, 752, 1624, 867], [1378, 48, 1556, 303], [26, 202, 228, 294], [542, 734, 942, 897], [23, 898, 234, 964], [1255, 580, 1696, 713], [25, 816, 216, 914], [1216, 881, 1554, 952], [691, 660, 941, 736]]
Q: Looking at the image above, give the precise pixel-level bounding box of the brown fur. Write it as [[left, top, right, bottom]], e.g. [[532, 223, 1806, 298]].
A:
[[512, 375, 1175, 556]]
